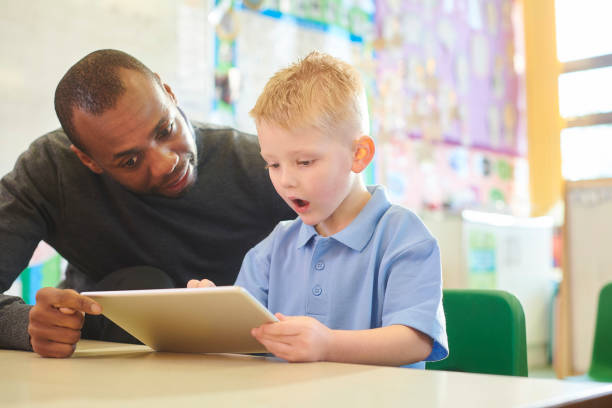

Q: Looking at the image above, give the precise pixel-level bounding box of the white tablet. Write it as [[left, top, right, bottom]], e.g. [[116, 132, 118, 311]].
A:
[[81, 286, 277, 354]]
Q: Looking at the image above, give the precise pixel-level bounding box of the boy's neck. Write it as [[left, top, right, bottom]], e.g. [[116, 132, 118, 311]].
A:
[[315, 183, 371, 237]]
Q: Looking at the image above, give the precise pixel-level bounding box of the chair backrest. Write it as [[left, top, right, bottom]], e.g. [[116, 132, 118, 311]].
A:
[[426, 289, 528, 376], [588, 282, 612, 381]]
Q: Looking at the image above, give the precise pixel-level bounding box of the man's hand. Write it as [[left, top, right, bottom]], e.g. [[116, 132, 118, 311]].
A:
[[186, 279, 216, 288], [28, 287, 102, 358], [251, 313, 332, 362]]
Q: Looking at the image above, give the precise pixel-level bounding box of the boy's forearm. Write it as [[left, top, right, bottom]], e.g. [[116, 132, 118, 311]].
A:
[[325, 325, 433, 366]]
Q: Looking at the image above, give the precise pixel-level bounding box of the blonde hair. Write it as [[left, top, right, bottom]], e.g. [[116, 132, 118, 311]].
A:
[[250, 51, 369, 138]]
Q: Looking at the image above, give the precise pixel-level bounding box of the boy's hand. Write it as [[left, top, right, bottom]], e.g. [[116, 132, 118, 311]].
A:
[[186, 279, 216, 288], [28, 287, 102, 358], [251, 313, 332, 362]]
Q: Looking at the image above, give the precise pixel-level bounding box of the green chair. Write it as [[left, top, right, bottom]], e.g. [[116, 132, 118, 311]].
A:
[[426, 289, 528, 376], [585, 282, 612, 382]]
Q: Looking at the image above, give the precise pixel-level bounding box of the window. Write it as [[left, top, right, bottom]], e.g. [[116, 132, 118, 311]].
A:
[[556, 0, 612, 180]]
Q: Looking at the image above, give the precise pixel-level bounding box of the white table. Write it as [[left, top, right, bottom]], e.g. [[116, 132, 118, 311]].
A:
[[3, 340, 612, 407]]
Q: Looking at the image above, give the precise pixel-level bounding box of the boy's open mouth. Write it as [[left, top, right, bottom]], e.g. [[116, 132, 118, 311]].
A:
[[290, 198, 310, 213], [293, 198, 309, 208]]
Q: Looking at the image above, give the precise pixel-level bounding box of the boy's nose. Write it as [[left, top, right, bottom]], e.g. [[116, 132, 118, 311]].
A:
[[279, 168, 298, 188], [150, 147, 179, 178]]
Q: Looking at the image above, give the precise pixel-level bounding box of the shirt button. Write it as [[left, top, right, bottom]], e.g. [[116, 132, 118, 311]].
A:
[[312, 285, 322, 296], [315, 261, 325, 270]]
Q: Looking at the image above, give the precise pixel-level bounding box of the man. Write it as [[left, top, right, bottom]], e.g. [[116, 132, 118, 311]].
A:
[[0, 49, 294, 358]]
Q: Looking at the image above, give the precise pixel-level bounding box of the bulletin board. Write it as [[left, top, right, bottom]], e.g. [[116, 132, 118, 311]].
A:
[[559, 178, 612, 375], [207, 0, 527, 215], [373, 0, 528, 214], [209, 0, 375, 136]]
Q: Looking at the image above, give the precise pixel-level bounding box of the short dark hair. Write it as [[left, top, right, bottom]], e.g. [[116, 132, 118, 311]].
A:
[[54, 49, 160, 150]]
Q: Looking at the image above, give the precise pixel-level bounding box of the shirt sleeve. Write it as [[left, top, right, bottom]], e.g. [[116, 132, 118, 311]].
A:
[[382, 238, 448, 362]]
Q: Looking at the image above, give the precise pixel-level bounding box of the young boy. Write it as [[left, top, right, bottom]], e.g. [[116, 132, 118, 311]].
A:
[[189, 51, 448, 367]]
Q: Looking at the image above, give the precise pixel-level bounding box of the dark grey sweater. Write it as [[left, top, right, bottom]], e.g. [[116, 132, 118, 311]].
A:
[[0, 121, 295, 351]]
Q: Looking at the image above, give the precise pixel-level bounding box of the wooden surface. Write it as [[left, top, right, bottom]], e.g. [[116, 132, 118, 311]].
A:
[[2, 340, 612, 407]]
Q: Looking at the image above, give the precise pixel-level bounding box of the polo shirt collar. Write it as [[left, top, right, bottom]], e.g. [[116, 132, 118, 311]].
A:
[[295, 185, 391, 251]]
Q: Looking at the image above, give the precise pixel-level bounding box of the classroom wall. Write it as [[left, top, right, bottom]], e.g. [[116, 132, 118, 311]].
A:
[[0, 0, 212, 177]]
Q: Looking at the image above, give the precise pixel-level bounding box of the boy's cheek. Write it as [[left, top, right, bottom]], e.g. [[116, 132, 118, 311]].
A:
[[270, 178, 283, 193]]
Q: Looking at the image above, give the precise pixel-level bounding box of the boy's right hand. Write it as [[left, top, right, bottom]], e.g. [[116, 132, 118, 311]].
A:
[[28, 287, 102, 358], [186, 279, 216, 288]]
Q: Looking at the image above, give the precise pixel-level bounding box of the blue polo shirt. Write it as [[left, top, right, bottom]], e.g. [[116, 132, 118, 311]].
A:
[[235, 185, 448, 367]]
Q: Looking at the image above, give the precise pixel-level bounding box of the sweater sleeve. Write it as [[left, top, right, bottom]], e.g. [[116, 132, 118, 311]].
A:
[[0, 132, 64, 351], [0, 295, 32, 350]]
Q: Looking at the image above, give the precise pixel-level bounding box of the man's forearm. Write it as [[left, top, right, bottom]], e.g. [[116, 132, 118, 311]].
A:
[[0, 294, 32, 351]]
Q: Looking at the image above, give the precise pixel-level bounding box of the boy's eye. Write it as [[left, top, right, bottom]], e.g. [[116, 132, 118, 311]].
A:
[[265, 163, 279, 169], [298, 160, 313, 166]]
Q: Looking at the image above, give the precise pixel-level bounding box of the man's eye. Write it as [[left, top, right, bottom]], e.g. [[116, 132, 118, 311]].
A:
[[159, 121, 174, 139], [265, 163, 279, 169], [298, 160, 313, 166], [123, 156, 139, 168]]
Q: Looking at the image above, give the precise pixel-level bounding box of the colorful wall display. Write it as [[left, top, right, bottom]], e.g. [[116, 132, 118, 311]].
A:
[[210, 0, 528, 214], [374, 0, 527, 213], [209, 0, 375, 132], [210, 0, 377, 184], [4, 241, 63, 304]]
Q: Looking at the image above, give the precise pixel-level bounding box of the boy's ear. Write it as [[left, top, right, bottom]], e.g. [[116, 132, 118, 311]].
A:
[[351, 136, 375, 173], [70, 145, 104, 174]]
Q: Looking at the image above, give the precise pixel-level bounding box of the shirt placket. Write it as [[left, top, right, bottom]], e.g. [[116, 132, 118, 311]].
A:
[[306, 237, 330, 320]]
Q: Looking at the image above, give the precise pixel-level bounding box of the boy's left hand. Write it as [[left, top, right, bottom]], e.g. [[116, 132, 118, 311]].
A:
[[251, 313, 332, 362]]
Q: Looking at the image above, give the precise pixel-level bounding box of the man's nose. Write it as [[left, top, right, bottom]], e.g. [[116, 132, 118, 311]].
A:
[[150, 146, 179, 178]]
